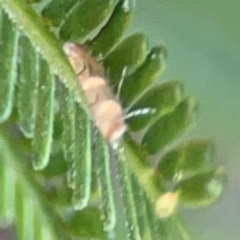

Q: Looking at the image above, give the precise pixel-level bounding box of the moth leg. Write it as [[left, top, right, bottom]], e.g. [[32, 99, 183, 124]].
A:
[[116, 66, 128, 100]]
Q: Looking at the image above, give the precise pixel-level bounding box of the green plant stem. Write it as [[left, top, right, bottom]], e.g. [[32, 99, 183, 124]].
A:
[[121, 137, 163, 208]]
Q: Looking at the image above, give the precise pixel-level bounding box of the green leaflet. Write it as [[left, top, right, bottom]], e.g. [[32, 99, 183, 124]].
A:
[[120, 45, 167, 108], [0, 11, 18, 122], [127, 81, 184, 131], [175, 167, 226, 207], [17, 37, 39, 138], [60, 0, 117, 41], [32, 58, 55, 170], [142, 97, 198, 155], [42, 0, 81, 27], [59, 85, 76, 186], [104, 33, 148, 89], [59, 83, 92, 209], [158, 139, 214, 181], [90, 0, 133, 57], [71, 103, 92, 210], [93, 133, 116, 231]]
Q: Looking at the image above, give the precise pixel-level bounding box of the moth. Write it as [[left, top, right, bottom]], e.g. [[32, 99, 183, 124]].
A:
[[63, 43, 127, 149]]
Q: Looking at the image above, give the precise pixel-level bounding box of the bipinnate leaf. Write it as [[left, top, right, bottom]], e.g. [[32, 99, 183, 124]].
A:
[[0, 0, 227, 239]]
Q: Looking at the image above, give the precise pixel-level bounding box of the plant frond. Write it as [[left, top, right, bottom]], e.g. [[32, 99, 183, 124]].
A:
[[0, 0, 227, 239]]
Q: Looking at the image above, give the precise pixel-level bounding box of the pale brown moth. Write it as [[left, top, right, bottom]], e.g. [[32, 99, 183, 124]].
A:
[[63, 43, 127, 149]]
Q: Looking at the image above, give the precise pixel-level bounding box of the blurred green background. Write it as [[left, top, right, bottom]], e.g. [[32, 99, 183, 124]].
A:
[[128, 0, 240, 239]]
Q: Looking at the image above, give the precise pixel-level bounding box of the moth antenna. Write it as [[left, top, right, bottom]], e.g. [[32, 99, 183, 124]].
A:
[[124, 108, 156, 120], [116, 66, 128, 99]]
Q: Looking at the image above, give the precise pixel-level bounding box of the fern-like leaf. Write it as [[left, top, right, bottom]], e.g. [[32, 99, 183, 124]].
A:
[[0, 0, 226, 239]]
